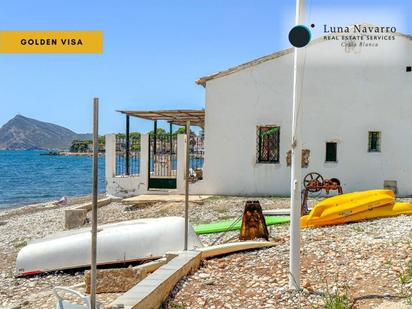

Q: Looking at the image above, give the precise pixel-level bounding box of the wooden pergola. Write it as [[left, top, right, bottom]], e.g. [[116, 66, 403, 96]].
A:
[[117, 109, 205, 128], [117, 109, 205, 251]]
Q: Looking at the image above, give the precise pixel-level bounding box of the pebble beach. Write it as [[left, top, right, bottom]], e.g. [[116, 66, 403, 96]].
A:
[[0, 196, 411, 308]]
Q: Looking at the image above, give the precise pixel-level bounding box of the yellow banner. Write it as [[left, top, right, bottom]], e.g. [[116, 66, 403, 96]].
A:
[[0, 31, 103, 53]]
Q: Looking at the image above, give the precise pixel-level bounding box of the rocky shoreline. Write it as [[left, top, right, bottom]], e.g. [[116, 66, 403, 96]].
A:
[[0, 196, 411, 308], [40, 151, 104, 157]]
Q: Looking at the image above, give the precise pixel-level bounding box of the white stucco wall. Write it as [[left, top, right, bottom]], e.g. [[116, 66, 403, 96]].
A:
[[105, 134, 149, 197], [194, 33, 412, 196]]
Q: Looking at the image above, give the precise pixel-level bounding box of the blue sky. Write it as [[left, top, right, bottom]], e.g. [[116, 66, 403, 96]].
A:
[[0, 0, 410, 134]]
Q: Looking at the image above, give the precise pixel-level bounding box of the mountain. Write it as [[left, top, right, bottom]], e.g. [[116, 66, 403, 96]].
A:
[[0, 115, 92, 150]]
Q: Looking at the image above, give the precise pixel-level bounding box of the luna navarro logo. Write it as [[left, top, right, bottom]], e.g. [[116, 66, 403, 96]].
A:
[[323, 24, 397, 34], [322, 24, 397, 47]]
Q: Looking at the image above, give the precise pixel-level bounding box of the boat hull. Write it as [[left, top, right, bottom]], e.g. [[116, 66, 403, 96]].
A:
[[301, 190, 395, 228], [16, 217, 202, 276], [300, 190, 412, 228]]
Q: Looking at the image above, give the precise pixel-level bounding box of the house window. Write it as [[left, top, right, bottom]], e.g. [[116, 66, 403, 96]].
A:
[[368, 131, 381, 152], [257, 126, 280, 163], [325, 142, 337, 162]]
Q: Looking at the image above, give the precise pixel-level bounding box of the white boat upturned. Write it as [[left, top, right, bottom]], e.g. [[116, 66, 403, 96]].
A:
[[16, 217, 202, 276]]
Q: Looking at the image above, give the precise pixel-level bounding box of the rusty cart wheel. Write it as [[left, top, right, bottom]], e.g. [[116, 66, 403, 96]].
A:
[[303, 172, 324, 192]]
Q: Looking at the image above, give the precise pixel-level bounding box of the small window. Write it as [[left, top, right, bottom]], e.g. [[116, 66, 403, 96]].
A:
[[406, 66, 412, 72], [325, 142, 337, 162], [257, 126, 280, 163], [368, 131, 381, 152]]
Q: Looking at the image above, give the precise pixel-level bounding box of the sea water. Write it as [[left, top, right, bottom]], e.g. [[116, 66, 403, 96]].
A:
[[0, 150, 105, 209]]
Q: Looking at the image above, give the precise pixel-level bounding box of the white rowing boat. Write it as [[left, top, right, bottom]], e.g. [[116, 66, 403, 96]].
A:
[[16, 217, 202, 276]]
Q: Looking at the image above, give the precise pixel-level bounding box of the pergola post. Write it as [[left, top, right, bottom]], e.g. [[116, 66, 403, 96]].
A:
[[169, 122, 173, 153], [184, 120, 190, 251], [125, 115, 130, 176], [169, 123, 173, 177], [153, 120, 158, 155]]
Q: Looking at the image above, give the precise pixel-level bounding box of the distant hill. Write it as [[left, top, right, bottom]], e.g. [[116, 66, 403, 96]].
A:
[[0, 115, 92, 150]]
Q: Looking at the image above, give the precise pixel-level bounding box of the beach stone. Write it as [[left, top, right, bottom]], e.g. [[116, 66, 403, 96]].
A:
[[64, 209, 87, 229], [377, 302, 412, 309], [7, 303, 22, 309], [124, 201, 155, 211], [84, 267, 147, 294], [204, 279, 215, 285], [198, 273, 210, 279]]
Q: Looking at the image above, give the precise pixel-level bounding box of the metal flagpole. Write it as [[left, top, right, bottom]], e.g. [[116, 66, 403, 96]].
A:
[[184, 120, 190, 251], [289, 0, 305, 290], [91, 98, 99, 308]]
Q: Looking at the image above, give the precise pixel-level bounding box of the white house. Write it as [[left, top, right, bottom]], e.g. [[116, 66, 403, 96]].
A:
[[106, 25, 412, 197]]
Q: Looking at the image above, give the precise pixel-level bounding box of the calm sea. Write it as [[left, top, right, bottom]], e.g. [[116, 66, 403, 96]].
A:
[[0, 150, 105, 209]]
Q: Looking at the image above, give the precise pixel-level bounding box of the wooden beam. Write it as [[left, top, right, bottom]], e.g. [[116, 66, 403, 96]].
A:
[[198, 241, 276, 259], [133, 252, 178, 274]]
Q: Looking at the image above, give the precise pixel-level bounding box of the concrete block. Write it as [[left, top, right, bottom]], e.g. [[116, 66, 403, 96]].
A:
[[74, 197, 111, 212], [384, 180, 398, 194], [84, 267, 147, 294], [64, 209, 88, 230]]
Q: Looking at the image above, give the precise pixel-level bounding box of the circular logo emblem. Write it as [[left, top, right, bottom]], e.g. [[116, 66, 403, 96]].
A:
[[288, 25, 311, 48]]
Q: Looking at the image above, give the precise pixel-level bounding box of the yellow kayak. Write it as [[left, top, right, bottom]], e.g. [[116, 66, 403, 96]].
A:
[[301, 202, 412, 228], [301, 190, 397, 228], [321, 202, 412, 226]]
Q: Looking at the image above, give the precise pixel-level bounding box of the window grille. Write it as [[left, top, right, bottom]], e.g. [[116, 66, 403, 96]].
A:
[[256, 126, 280, 163], [116, 135, 141, 176]]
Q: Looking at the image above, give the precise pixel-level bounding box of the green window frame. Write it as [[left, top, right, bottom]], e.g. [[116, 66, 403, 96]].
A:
[[368, 131, 381, 152], [325, 142, 337, 162]]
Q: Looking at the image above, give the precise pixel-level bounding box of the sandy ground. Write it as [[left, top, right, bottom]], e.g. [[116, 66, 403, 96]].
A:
[[0, 195, 411, 308]]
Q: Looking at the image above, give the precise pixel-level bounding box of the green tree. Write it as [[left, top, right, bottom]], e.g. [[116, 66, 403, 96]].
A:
[[115, 132, 140, 139], [174, 127, 186, 135], [70, 140, 92, 153], [130, 132, 141, 138], [149, 128, 167, 135], [174, 127, 197, 135]]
